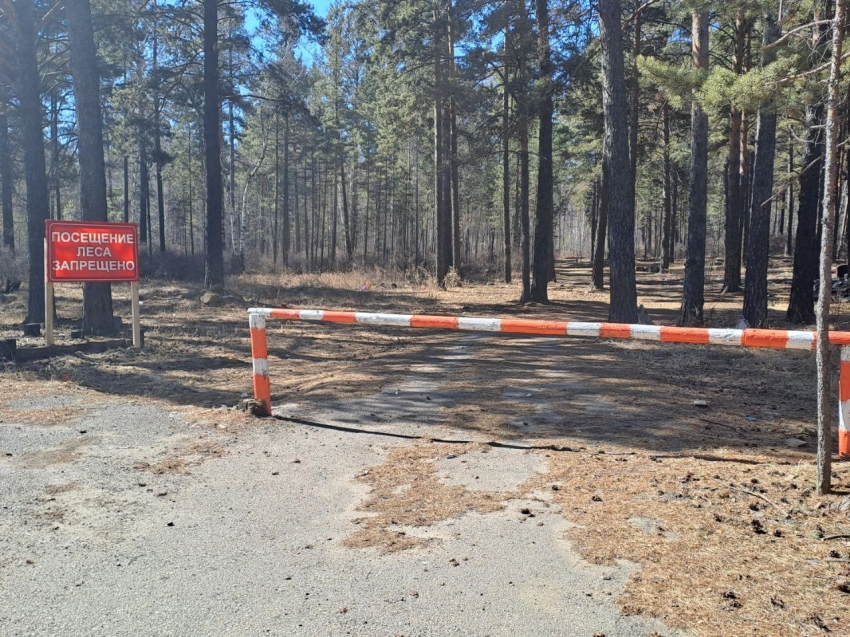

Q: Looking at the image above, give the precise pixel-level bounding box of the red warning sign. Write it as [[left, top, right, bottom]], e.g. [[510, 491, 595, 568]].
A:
[[46, 220, 140, 283]]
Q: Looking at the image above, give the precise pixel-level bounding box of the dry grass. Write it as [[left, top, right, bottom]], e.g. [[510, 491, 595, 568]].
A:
[[12, 436, 94, 469], [134, 439, 225, 475], [345, 440, 850, 636], [524, 451, 850, 637], [343, 443, 504, 553], [0, 405, 84, 426]]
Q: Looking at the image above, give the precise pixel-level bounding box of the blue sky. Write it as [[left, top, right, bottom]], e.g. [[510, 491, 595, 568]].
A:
[[310, 0, 332, 18]]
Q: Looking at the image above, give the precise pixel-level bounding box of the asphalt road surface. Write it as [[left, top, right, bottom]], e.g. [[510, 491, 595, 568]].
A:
[[0, 386, 682, 637]]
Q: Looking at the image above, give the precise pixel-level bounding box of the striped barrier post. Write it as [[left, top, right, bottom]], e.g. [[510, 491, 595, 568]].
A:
[[249, 312, 271, 417], [840, 347, 850, 457], [247, 308, 850, 456]]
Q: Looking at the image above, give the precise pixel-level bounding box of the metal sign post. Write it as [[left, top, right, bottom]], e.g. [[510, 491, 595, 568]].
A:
[[44, 220, 141, 348]]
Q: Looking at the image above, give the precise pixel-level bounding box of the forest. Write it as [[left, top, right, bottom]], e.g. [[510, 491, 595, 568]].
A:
[[0, 0, 848, 333]]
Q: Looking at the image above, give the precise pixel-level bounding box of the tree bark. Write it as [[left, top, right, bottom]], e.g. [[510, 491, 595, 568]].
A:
[[67, 0, 115, 334], [447, 7, 461, 276], [531, 0, 554, 303], [151, 6, 166, 254], [282, 112, 290, 265], [598, 0, 638, 322], [680, 10, 710, 326], [13, 0, 50, 324], [340, 142, 353, 260], [502, 26, 512, 284], [0, 112, 13, 251], [123, 156, 129, 224], [518, 22, 531, 304], [203, 0, 224, 289], [787, 113, 825, 323], [786, 141, 794, 257], [661, 102, 672, 269], [742, 15, 780, 328], [273, 112, 279, 266], [434, 7, 448, 285], [815, 0, 846, 495], [50, 92, 61, 220], [723, 10, 747, 292], [139, 136, 150, 245], [629, 5, 641, 216], [592, 172, 608, 290]]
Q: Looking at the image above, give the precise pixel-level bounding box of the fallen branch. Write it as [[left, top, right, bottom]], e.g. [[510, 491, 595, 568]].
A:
[[711, 478, 792, 518], [823, 534, 850, 541], [650, 454, 782, 465], [698, 417, 741, 430]]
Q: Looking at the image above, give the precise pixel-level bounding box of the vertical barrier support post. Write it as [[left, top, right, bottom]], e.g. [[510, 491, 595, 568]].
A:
[[249, 312, 272, 416], [44, 238, 54, 346], [130, 281, 141, 348], [840, 346, 850, 457]]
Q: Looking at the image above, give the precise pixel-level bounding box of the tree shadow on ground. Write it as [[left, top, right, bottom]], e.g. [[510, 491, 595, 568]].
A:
[[8, 263, 830, 463]]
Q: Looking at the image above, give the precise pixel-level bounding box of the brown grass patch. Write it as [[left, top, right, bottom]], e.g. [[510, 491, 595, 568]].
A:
[[14, 436, 93, 469], [0, 405, 84, 427], [516, 451, 850, 637], [343, 443, 504, 552], [134, 439, 225, 475]]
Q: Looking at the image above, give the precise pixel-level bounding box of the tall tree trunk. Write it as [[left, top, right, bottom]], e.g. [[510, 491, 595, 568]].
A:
[[331, 156, 338, 264], [294, 150, 301, 258], [531, 0, 554, 303], [13, 0, 50, 324], [742, 15, 780, 328], [67, 0, 115, 334], [661, 101, 672, 269], [680, 10, 710, 326], [447, 7, 461, 276], [152, 7, 166, 254], [0, 112, 13, 251], [671, 172, 678, 260], [188, 139, 194, 255], [502, 26, 511, 283], [723, 11, 748, 292], [815, 0, 846, 494], [434, 7, 448, 285], [518, 20, 531, 303], [203, 0, 224, 289], [273, 112, 279, 266], [123, 156, 129, 224], [363, 160, 370, 263], [139, 139, 149, 244], [340, 143, 353, 259], [592, 172, 608, 290], [598, 0, 638, 323], [282, 112, 290, 265], [590, 179, 598, 262], [50, 91, 61, 220], [154, 125, 166, 252], [786, 141, 794, 257], [788, 12, 830, 323], [629, 5, 641, 214]]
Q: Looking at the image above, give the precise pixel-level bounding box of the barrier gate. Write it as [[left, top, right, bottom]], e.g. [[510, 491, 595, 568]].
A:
[[247, 307, 850, 457]]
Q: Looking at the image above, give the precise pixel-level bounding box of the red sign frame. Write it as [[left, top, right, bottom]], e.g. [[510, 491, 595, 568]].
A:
[[46, 220, 140, 283]]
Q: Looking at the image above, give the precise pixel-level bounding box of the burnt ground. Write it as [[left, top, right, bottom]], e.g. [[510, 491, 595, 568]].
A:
[[1, 258, 850, 636]]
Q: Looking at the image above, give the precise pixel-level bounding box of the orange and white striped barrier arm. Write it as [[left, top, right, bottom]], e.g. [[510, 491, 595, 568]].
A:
[[249, 312, 271, 417], [249, 307, 850, 350], [840, 347, 850, 457], [248, 308, 850, 455]]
